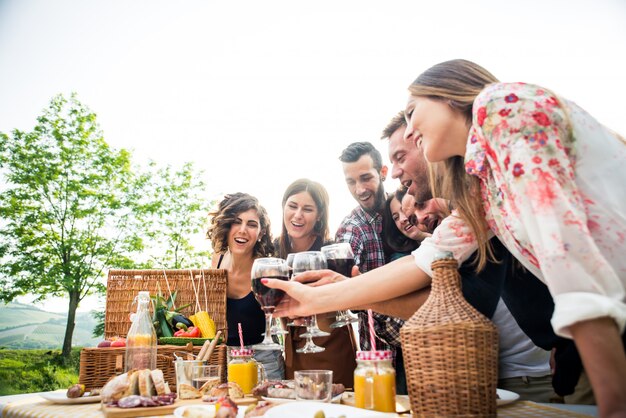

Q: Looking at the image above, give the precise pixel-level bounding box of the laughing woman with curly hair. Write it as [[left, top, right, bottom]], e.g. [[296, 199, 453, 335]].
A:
[[207, 192, 285, 380]]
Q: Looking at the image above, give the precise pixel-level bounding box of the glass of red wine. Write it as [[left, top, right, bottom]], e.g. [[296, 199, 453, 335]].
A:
[[292, 251, 329, 354], [321, 243, 359, 328], [251, 257, 289, 351]]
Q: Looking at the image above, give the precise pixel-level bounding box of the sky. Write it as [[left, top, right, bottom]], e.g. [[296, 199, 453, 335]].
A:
[[1, 0, 625, 312]]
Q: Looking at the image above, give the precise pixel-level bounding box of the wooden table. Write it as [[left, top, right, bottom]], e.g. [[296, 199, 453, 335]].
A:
[[0, 390, 598, 418]]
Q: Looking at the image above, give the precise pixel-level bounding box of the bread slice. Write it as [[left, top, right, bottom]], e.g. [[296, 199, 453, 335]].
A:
[[101, 372, 130, 403], [179, 383, 202, 400], [199, 376, 221, 395], [210, 382, 244, 399], [118, 369, 139, 398], [138, 369, 155, 397], [150, 369, 166, 396]]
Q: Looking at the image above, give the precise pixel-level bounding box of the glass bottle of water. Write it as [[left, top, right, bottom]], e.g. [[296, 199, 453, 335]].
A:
[[125, 291, 157, 371]]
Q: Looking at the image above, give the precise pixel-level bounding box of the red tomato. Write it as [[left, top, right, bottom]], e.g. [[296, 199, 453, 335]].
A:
[[110, 339, 126, 347]]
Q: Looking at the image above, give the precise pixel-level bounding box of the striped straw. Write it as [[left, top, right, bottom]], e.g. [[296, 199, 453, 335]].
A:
[[238, 322, 244, 350], [367, 309, 376, 351]]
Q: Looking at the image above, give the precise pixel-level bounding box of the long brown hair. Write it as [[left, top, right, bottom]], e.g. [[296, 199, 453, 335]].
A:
[[206, 192, 274, 258], [277, 179, 330, 259], [408, 59, 499, 271]]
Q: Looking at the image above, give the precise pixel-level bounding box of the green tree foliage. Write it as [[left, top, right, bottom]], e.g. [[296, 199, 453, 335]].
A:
[[91, 310, 105, 338], [140, 162, 213, 269], [0, 94, 148, 358]]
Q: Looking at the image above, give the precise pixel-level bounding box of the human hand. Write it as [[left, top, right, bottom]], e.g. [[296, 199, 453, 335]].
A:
[[291, 269, 348, 287], [262, 278, 319, 318]]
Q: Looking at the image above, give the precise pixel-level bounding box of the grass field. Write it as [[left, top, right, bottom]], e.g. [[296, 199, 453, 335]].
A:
[[0, 348, 81, 395]]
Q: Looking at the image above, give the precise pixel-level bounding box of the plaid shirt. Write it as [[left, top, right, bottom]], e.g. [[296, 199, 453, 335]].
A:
[[335, 206, 405, 350]]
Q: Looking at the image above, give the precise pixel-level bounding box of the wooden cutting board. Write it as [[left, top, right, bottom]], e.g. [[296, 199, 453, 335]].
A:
[[101, 397, 258, 418]]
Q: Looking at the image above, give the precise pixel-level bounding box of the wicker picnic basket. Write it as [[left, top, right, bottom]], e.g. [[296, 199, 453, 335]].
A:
[[79, 268, 228, 391], [400, 253, 498, 417]]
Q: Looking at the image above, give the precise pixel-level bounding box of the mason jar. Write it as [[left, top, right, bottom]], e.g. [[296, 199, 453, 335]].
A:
[[353, 350, 396, 412]]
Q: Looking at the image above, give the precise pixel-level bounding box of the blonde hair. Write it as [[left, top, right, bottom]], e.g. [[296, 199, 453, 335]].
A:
[[409, 59, 499, 271]]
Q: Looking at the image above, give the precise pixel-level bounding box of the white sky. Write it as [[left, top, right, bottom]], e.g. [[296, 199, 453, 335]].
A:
[[1, 0, 625, 312]]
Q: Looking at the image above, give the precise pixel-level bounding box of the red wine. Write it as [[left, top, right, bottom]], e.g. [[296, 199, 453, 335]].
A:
[[326, 258, 355, 277], [252, 275, 289, 310]]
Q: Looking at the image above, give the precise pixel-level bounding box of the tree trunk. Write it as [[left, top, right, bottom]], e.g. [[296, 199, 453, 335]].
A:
[[62, 290, 80, 359]]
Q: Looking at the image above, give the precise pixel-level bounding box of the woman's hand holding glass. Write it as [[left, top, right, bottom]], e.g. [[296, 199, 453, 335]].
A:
[[321, 243, 359, 328], [291, 251, 328, 354]]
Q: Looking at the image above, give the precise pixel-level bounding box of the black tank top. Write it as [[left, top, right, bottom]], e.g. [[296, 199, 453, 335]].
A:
[[218, 254, 265, 346]]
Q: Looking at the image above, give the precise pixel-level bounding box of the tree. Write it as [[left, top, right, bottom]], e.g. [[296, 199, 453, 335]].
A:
[[0, 93, 148, 358], [140, 161, 213, 269]]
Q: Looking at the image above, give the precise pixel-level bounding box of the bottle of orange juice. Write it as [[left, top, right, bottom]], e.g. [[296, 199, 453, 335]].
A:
[[354, 350, 396, 412], [125, 291, 157, 371], [227, 348, 258, 394]]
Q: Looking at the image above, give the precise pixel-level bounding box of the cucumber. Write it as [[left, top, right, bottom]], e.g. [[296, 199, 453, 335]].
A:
[[158, 337, 222, 346]]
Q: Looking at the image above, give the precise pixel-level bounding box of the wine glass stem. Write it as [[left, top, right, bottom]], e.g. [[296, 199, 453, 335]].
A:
[[264, 312, 273, 343]]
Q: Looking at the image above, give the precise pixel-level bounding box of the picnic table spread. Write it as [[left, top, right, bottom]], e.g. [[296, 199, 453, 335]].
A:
[[0, 390, 598, 418]]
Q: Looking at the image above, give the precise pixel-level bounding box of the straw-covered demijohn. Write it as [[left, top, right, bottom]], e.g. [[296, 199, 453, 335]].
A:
[[400, 251, 498, 417]]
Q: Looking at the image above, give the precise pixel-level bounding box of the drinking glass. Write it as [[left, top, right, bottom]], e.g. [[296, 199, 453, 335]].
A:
[[251, 257, 289, 351], [270, 316, 289, 336], [321, 243, 359, 328], [292, 251, 328, 353], [192, 364, 221, 390], [295, 370, 333, 402]]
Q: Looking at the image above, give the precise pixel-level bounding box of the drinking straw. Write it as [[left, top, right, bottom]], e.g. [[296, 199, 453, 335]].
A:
[[367, 309, 376, 351], [238, 322, 244, 350]]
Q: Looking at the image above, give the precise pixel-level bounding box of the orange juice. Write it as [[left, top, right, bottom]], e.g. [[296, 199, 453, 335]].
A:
[[127, 333, 152, 346], [354, 350, 396, 413], [354, 372, 396, 412], [228, 360, 257, 394], [228, 348, 258, 394]]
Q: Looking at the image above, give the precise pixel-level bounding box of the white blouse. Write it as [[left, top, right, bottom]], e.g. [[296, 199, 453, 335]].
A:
[[413, 82, 626, 338]]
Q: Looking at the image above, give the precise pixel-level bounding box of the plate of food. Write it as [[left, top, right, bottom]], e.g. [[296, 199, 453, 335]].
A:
[[40, 385, 101, 404], [496, 388, 520, 406], [254, 380, 345, 404], [173, 404, 217, 418], [262, 393, 343, 404], [174, 399, 271, 418], [262, 401, 394, 418]]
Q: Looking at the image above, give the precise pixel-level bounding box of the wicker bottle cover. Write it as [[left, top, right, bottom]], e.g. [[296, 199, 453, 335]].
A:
[[400, 252, 499, 417]]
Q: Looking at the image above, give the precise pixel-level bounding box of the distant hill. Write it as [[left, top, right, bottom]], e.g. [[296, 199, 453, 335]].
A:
[[0, 302, 100, 349]]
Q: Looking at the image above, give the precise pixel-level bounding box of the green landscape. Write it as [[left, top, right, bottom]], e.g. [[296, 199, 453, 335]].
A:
[[0, 303, 98, 395], [0, 302, 99, 349], [0, 348, 81, 395], [0, 94, 213, 396]]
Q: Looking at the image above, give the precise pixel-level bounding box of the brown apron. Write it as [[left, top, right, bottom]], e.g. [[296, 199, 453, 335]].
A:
[[283, 312, 358, 388]]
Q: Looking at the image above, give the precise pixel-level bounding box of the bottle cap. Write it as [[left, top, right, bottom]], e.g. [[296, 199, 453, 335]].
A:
[[230, 348, 254, 357], [356, 350, 392, 361]]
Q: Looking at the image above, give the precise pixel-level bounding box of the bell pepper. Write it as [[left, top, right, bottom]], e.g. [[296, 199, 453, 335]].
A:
[[174, 326, 201, 338]]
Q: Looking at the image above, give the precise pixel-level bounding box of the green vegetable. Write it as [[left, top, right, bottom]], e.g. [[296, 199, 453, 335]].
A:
[[151, 286, 193, 338], [172, 314, 194, 328], [154, 308, 173, 338], [158, 337, 212, 346]]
